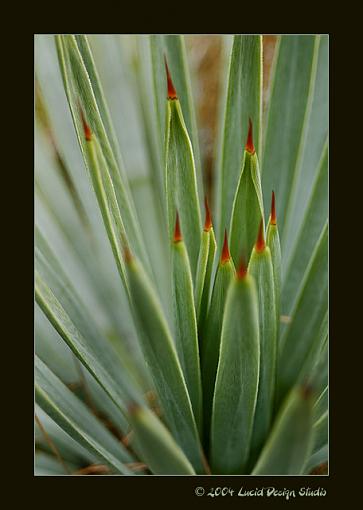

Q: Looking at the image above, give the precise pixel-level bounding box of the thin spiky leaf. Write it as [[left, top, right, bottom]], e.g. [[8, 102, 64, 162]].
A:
[[230, 123, 264, 264], [125, 253, 205, 472], [171, 215, 202, 432], [210, 270, 260, 474], [252, 386, 314, 475], [128, 405, 195, 475]]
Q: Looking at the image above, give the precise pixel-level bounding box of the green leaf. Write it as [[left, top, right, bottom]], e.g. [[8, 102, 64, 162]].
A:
[[35, 406, 97, 466], [195, 226, 217, 330], [73, 35, 123, 167], [252, 386, 314, 475], [128, 405, 196, 475], [35, 357, 134, 475], [261, 35, 317, 234], [216, 35, 263, 243], [282, 35, 329, 260], [55, 35, 149, 270], [304, 445, 328, 474], [266, 217, 282, 330], [281, 142, 328, 315], [149, 35, 203, 203], [230, 150, 264, 264], [277, 223, 328, 405], [35, 271, 143, 417], [171, 236, 202, 433], [201, 254, 235, 448], [165, 99, 202, 277], [125, 254, 204, 473], [210, 273, 260, 474], [248, 244, 277, 467]]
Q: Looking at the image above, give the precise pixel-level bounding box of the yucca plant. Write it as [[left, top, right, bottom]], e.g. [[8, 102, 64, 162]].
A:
[[35, 34, 328, 476]]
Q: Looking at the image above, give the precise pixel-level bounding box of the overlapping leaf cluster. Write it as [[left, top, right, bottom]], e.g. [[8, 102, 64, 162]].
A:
[[35, 34, 328, 475]]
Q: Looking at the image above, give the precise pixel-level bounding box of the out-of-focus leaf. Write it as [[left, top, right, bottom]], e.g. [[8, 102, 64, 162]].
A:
[[277, 223, 328, 405], [55, 35, 149, 270], [35, 357, 134, 475], [35, 271, 143, 417], [128, 405, 195, 475], [281, 142, 328, 314], [261, 35, 317, 234], [252, 386, 314, 475], [282, 35, 329, 259]]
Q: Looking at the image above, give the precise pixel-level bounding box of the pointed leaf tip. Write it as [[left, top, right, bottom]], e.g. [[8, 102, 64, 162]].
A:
[[255, 219, 265, 252], [123, 244, 133, 264], [236, 256, 247, 279], [164, 56, 178, 100], [245, 117, 255, 154], [173, 212, 182, 243], [270, 191, 277, 225], [300, 384, 313, 400], [79, 105, 92, 141], [204, 196, 212, 231], [128, 402, 140, 416], [221, 229, 230, 263]]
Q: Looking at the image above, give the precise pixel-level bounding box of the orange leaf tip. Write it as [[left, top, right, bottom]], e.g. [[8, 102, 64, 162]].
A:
[[270, 190, 277, 225], [164, 57, 178, 100], [255, 219, 265, 252], [245, 117, 255, 154], [79, 106, 92, 142], [127, 402, 140, 416], [204, 196, 212, 231], [300, 384, 313, 400], [123, 244, 133, 264], [236, 256, 247, 279], [221, 229, 230, 264], [173, 212, 182, 243]]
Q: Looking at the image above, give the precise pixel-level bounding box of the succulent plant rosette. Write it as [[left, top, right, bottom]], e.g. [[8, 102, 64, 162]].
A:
[[35, 35, 328, 475]]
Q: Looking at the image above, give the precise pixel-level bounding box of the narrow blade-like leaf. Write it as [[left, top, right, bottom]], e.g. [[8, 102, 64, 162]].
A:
[[35, 357, 134, 475], [277, 223, 328, 405], [252, 386, 314, 475], [248, 224, 277, 467], [216, 35, 262, 243], [171, 215, 202, 432], [210, 267, 260, 474], [201, 232, 235, 448], [230, 131, 265, 264], [165, 90, 202, 276], [128, 405, 195, 475], [125, 252, 204, 472], [261, 35, 317, 234]]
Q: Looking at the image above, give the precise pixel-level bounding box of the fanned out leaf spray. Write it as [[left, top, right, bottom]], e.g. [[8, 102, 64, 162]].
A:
[[35, 34, 328, 475]]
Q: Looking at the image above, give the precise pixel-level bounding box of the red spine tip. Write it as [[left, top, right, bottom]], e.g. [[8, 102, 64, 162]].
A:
[[123, 244, 133, 264], [270, 190, 277, 225], [245, 117, 255, 154], [79, 106, 92, 141], [300, 384, 313, 400], [236, 256, 247, 279], [221, 229, 230, 263], [255, 219, 265, 252], [204, 196, 212, 231], [173, 212, 182, 242], [164, 57, 178, 100], [127, 402, 140, 415]]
